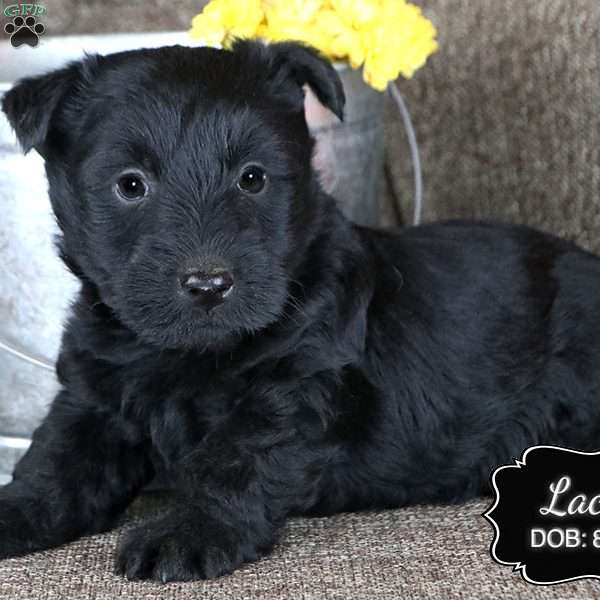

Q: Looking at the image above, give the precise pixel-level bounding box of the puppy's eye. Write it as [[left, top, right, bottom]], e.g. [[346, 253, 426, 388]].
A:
[[115, 172, 148, 201], [237, 165, 267, 194]]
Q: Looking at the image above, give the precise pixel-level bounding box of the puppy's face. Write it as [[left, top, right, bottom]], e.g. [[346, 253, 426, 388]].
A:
[[3, 42, 344, 349]]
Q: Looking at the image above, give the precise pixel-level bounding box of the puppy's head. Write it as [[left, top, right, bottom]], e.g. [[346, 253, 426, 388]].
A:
[[2, 41, 344, 349]]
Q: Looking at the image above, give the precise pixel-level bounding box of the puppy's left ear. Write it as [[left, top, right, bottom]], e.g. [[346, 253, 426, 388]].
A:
[[268, 42, 345, 121]]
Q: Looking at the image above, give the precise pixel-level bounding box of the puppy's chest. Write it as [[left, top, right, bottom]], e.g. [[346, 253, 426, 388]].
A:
[[118, 359, 253, 461]]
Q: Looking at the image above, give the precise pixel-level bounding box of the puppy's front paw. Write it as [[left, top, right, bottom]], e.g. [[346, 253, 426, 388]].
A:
[[115, 515, 255, 582], [0, 488, 40, 558]]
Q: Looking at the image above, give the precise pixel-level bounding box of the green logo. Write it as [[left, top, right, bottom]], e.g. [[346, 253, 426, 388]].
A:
[[4, 4, 47, 18]]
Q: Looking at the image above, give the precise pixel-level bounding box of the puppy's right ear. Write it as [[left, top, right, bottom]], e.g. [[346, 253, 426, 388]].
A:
[[2, 57, 96, 157]]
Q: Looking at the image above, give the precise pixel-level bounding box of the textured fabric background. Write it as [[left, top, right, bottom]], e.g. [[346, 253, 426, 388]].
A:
[[1, 497, 599, 600], [386, 0, 600, 250], [24, 0, 200, 35]]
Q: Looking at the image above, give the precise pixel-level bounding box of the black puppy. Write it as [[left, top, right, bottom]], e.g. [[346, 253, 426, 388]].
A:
[[2, 40, 600, 582]]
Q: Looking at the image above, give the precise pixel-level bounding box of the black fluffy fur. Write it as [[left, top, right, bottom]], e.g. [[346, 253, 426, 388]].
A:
[[2, 41, 600, 581]]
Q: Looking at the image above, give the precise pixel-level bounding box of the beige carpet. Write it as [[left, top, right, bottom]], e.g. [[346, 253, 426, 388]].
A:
[[1, 497, 598, 599]]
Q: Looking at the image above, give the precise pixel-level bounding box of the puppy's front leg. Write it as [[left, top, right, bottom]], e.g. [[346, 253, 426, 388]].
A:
[[0, 390, 152, 558], [116, 388, 326, 582]]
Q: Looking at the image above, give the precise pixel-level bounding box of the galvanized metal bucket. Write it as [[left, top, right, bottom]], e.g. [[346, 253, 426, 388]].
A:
[[0, 33, 388, 483], [306, 67, 385, 225]]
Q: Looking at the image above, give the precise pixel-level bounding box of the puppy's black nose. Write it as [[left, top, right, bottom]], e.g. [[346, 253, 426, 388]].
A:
[[180, 269, 234, 311]]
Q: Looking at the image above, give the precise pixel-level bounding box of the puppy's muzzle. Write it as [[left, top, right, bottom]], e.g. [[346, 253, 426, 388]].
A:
[[180, 268, 234, 312]]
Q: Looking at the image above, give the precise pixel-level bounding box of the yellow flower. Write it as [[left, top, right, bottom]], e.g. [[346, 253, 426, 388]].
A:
[[362, 0, 438, 89], [259, 0, 326, 51], [189, 0, 438, 90], [189, 0, 264, 46], [330, 0, 380, 28], [263, 0, 324, 24], [313, 8, 365, 67]]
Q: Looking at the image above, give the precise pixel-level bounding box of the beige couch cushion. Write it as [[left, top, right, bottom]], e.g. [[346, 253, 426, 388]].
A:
[[0, 497, 597, 599]]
